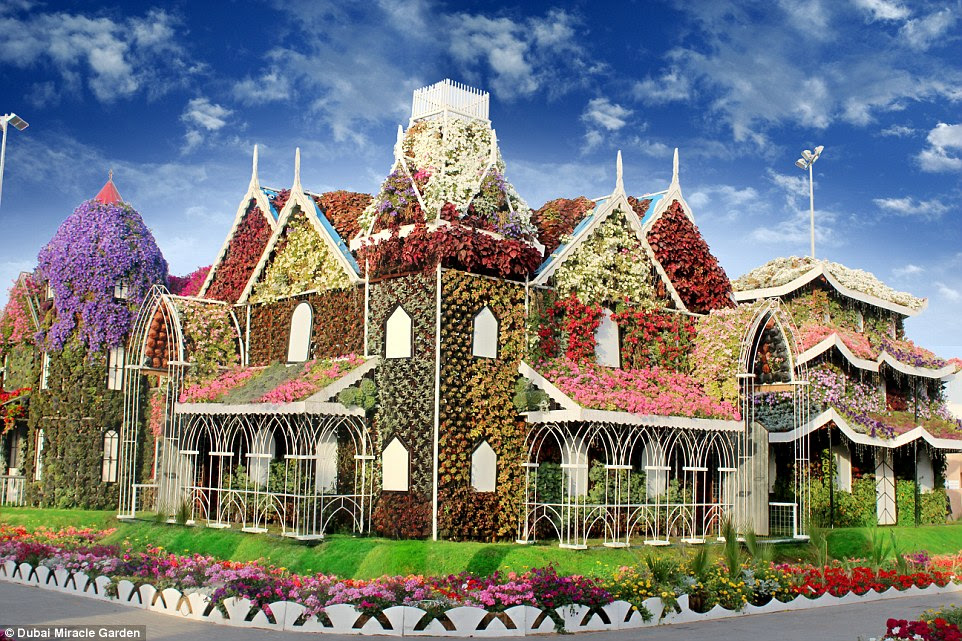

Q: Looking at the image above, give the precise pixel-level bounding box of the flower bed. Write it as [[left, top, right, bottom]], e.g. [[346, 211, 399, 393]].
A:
[[2, 525, 961, 636], [178, 355, 366, 405], [540, 358, 741, 420]]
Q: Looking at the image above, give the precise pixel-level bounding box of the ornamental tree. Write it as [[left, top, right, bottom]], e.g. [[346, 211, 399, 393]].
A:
[[36, 199, 168, 352]]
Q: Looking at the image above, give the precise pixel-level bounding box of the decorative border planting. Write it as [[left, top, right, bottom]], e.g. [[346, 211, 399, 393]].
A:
[[3, 561, 959, 636]]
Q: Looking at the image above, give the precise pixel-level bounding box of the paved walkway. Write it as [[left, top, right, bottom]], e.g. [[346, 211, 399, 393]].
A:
[[0, 580, 957, 640]]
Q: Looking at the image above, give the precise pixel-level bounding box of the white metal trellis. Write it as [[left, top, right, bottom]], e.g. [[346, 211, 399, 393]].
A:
[[517, 421, 739, 548]]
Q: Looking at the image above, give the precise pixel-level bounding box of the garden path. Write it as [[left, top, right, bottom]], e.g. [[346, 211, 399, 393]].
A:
[[0, 581, 955, 640]]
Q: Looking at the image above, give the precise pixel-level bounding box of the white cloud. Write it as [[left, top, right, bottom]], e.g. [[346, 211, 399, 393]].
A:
[[232, 70, 291, 105], [582, 98, 632, 132], [917, 122, 962, 172], [181, 97, 232, 152], [892, 264, 924, 278], [632, 68, 693, 105], [0, 7, 189, 103], [182, 97, 231, 131], [879, 124, 917, 137], [687, 184, 760, 221], [936, 282, 961, 301], [852, 0, 910, 22], [873, 196, 950, 218], [900, 9, 956, 50]]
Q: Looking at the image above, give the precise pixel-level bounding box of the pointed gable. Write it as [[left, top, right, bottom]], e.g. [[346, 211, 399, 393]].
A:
[[240, 149, 360, 304], [198, 147, 278, 303], [646, 200, 733, 313]]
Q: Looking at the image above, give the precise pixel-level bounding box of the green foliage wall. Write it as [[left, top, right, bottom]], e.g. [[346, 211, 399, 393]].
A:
[[2, 344, 38, 391], [437, 270, 527, 540], [23, 338, 136, 509], [368, 273, 436, 538]]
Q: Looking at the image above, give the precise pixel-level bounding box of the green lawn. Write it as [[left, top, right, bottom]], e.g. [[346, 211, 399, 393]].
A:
[[2, 507, 960, 579]]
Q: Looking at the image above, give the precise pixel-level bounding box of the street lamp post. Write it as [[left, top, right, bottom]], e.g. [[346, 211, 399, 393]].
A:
[[795, 145, 824, 259], [0, 113, 29, 209]]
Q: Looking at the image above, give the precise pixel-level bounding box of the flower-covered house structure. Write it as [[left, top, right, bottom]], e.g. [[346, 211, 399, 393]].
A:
[[733, 257, 962, 526], [107, 80, 826, 546], [4, 80, 958, 546]]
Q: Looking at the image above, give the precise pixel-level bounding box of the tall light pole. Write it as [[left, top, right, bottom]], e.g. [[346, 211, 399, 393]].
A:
[[795, 145, 823, 259], [0, 113, 29, 209]]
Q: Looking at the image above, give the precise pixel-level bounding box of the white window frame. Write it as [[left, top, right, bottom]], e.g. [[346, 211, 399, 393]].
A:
[[382, 437, 410, 491], [595, 309, 620, 368], [385, 306, 412, 359], [102, 430, 119, 482], [40, 352, 51, 390], [470, 440, 497, 492], [107, 345, 125, 391], [34, 428, 44, 481], [287, 302, 313, 363], [114, 281, 129, 300], [472, 306, 499, 359]]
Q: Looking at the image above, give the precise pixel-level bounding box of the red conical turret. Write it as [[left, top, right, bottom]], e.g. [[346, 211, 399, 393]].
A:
[[94, 169, 123, 204]]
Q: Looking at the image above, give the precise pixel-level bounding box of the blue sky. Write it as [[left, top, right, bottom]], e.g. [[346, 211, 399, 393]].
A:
[[1, 0, 960, 357]]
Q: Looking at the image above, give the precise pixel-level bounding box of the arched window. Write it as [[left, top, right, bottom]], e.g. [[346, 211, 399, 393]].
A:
[[472, 306, 498, 359], [832, 444, 852, 492], [385, 306, 412, 359], [471, 440, 497, 492], [315, 430, 338, 493], [595, 309, 620, 368], [855, 310, 864, 333], [382, 437, 409, 491], [248, 428, 276, 487], [287, 302, 313, 362], [102, 430, 119, 482]]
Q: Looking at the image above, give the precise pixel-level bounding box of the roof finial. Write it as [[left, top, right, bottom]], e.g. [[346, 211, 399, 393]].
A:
[[615, 150, 625, 194], [249, 145, 260, 189], [293, 147, 301, 190], [108, 168, 113, 182], [394, 125, 404, 163], [671, 147, 679, 187]]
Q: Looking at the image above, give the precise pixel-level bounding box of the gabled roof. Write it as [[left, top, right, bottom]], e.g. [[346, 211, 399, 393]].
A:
[[798, 332, 957, 380], [533, 150, 704, 311], [94, 171, 123, 204], [733, 258, 926, 316], [197, 147, 279, 300], [239, 148, 361, 304], [770, 408, 962, 450]]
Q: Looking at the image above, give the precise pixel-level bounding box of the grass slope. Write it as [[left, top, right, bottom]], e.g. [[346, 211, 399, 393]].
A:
[[2, 507, 960, 579]]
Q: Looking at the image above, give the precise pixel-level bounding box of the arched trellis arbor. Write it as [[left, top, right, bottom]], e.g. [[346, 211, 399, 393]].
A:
[[175, 408, 374, 538], [737, 299, 811, 538], [119, 284, 244, 519]]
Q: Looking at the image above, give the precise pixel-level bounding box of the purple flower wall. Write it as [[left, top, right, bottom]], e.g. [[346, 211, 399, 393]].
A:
[[36, 199, 168, 352]]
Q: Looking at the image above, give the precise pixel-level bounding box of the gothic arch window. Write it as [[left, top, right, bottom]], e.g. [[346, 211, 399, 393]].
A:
[[287, 302, 313, 362], [385, 306, 412, 359], [472, 306, 498, 359], [595, 308, 620, 368], [102, 430, 119, 482], [471, 440, 497, 492], [382, 437, 409, 491], [855, 310, 864, 333]]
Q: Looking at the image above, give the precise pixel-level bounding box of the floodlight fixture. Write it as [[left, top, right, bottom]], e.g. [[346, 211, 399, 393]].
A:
[[1, 112, 30, 208], [795, 143, 825, 259]]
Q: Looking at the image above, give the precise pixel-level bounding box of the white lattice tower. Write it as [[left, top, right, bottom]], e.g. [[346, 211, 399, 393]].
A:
[[410, 79, 490, 124]]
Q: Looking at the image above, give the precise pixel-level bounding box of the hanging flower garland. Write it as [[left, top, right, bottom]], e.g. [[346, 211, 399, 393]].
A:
[[36, 199, 168, 352]]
